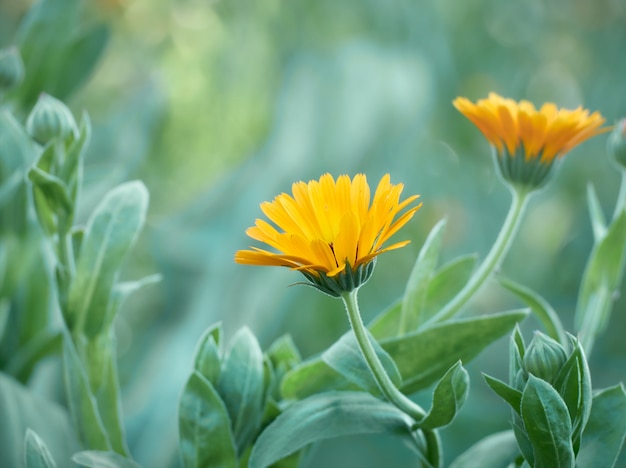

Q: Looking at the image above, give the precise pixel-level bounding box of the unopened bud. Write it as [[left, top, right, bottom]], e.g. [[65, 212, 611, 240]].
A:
[[26, 94, 77, 145], [0, 46, 25, 92], [607, 119, 626, 169], [523, 332, 567, 384]]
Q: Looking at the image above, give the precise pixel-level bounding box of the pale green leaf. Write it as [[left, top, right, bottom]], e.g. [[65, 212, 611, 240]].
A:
[[587, 184, 607, 242], [400, 218, 446, 333], [67, 181, 148, 336], [521, 375, 574, 468], [450, 430, 520, 468], [72, 450, 140, 468], [577, 384, 626, 468], [24, 429, 57, 468], [419, 361, 469, 429], [178, 372, 237, 468], [484, 373, 522, 415], [193, 323, 222, 385], [248, 392, 413, 468]]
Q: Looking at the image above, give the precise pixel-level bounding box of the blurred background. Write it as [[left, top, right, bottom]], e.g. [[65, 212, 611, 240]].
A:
[[1, 0, 625, 466]]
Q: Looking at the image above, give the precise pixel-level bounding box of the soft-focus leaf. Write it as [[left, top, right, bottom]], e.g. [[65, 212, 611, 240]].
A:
[[24, 429, 57, 468], [62, 338, 111, 452], [576, 384, 626, 468], [497, 275, 566, 346], [384, 309, 529, 393], [248, 392, 413, 468], [368, 299, 402, 340], [400, 218, 446, 333], [509, 325, 525, 384], [449, 430, 519, 468], [217, 327, 265, 452], [423, 254, 477, 322], [0, 372, 78, 467], [576, 209, 626, 352], [484, 374, 522, 415], [67, 181, 148, 336], [321, 329, 401, 396], [418, 361, 469, 429], [5, 331, 62, 382], [280, 359, 360, 400], [72, 450, 141, 468], [178, 371, 237, 468], [587, 184, 607, 241], [520, 375, 574, 468], [193, 322, 222, 385], [0, 299, 9, 344]]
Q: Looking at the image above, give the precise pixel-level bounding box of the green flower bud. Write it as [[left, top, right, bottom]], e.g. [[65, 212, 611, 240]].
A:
[[0, 46, 24, 92], [607, 119, 626, 169], [523, 332, 567, 384], [26, 94, 78, 145]]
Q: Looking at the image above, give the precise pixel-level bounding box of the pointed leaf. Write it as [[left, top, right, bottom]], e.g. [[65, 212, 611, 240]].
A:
[[72, 451, 140, 468], [419, 361, 469, 429], [322, 329, 401, 396], [450, 430, 519, 468], [280, 359, 360, 400], [497, 276, 567, 346], [193, 323, 222, 385], [576, 384, 626, 468], [67, 181, 148, 336], [178, 371, 237, 468], [587, 184, 607, 242], [484, 374, 522, 415], [368, 299, 402, 340], [24, 429, 57, 468], [248, 392, 413, 468], [400, 218, 446, 333], [521, 375, 575, 468], [217, 328, 265, 452]]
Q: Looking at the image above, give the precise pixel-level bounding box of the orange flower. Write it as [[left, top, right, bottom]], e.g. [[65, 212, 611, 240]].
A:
[[235, 173, 421, 295]]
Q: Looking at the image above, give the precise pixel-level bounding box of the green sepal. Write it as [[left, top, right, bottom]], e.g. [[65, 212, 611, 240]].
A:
[[178, 371, 237, 468], [248, 392, 413, 468], [520, 375, 575, 468], [483, 373, 522, 415], [24, 429, 57, 468], [321, 329, 402, 396], [217, 327, 265, 453], [400, 218, 446, 333], [576, 384, 626, 468], [299, 260, 375, 297], [449, 430, 520, 468], [72, 451, 140, 468], [417, 360, 469, 429], [193, 322, 222, 385]]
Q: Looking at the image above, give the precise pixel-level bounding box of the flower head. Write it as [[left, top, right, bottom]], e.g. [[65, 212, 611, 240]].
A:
[[454, 93, 608, 189], [235, 173, 421, 296]]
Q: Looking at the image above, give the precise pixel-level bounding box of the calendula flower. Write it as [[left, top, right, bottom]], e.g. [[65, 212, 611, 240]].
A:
[[235, 173, 421, 296], [453, 93, 608, 189]]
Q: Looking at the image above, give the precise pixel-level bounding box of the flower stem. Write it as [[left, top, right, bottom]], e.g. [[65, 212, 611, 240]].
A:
[[341, 290, 441, 467], [427, 186, 531, 325]]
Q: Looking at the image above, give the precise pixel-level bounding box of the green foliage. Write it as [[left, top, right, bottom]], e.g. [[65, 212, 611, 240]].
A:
[[24, 429, 57, 468], [72, 451, 141, 468], [248, 391, 414, 468], [418, 361, 469, 430], [450, 430, 520, 468]]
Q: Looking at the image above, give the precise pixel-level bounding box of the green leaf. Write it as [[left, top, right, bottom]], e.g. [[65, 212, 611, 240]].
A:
[[400, 218, 446, 333], [280, 359, 360, 400], [72, 451, 141, 468], [0, 299, 9, 344], [62, 338, 112, 452], [419, 361, 469, 429], [193, 322, 222, 385], [509, 325, 526, 384], [178, 371, 237, 468], [576, 209, 626, 351], [321, 329, 401, 396], [497, 275, 567, 346], [520, 375, 575, 468], [450, 430, 520, 468], [587, 184, 607, 241], [24, 429, 57, 468], [0, 372, 78, 467], [5, 331, 62, 382], [423, 254, 477, 322], [577, 384, 626, 468], [67, 181, 149, 336], [483, 374, 522, 415], [28, 166, 73, 215], [266, 334, 301, 376], [217, 327, 265, 452], [248, 392, 413, 468], [368, 299, 402, 340], [384, 309, 529, 394]]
